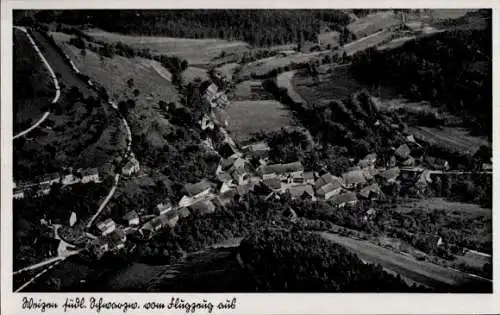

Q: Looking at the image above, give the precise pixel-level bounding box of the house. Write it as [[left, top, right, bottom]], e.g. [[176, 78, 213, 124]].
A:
[[287, 184, 316, 201], [154, 200, 173, 215], [61, 173, 77, 185], [106, 229, 127, 250], [122, 211, 140, 226], [362, 168, 379, 182], [199, 114, 215, 130], [184, 180, 212, 199], [189, 200, 216, 215], [341, 170, 367, 189], [219, 142, 241, 159], [122, 157, 140, 176], [363, 153, 378, 165], [395, 144, 411, 160], [231, 167, 250, 185], [315, 173, 342, 190], [91, 238, 109, 258], [262, 178, 282, 192], [158, 212, 179, 229], [401, 156, 415, 167], [359, 183, 384, 200], [201, 138, 215, 151], [13, 188, 25, 200], [303, 172, 315, 185], [216, 171, 233, 186], [202, 83, 219, 104], [258, 161, 304, 180], [142, 217, 163, 232], [96, 218, 116, 236], [81, 168, 99, 183], [482, 163, 493, 171], [378, 167, 400, 183], [330, 192, 358, 208], [316, 182, 342, 200]]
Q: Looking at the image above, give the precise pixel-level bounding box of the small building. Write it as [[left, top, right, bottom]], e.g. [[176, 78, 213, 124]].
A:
[[122, 211, 140, 226], [154, 200, 173, 215], [61, 173, 77, 185], [258, 161, 304, 180], [189, 200, 216, 215], [395, 144, 411, 160], [96, 218, 116, 236], [81, 168, 99, 183], [158, 212, 179, 229], [378, 167, 400, 183], [342, 170, 367, 189], [122, 157, 140, 176], [184, 180, 212, 199], [69, 211, 77, 227], [287, 184, 316, 201], [331, 192, 358, 208]]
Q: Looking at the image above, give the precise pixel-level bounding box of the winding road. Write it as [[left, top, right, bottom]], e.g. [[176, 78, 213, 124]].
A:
[[13, 26, 60, 140]]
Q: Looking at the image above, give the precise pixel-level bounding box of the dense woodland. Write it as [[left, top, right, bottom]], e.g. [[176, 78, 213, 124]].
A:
[[351, 16, 492, 137], [17, 10, 351, 47]]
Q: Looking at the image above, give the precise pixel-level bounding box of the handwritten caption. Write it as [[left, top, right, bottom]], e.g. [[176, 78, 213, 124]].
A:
[[22, 297, 237, 313]]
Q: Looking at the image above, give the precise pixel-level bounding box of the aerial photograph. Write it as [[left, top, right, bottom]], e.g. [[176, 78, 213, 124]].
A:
[[12, 9, 492, 293]]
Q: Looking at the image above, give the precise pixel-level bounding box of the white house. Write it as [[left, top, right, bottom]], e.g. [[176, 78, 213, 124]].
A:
[[122, 157, 140, 176], [154, 201, 173, 215], [123, 211, 140, 226], [199, 114, 215, 131]]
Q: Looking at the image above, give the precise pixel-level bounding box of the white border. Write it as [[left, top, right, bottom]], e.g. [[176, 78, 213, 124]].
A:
[[1, 1, 499, 314]]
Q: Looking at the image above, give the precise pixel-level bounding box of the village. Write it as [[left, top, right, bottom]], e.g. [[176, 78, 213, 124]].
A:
[[21, 71, 486, 260]]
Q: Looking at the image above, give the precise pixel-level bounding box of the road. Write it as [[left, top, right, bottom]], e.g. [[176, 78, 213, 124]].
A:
[[13, 27, 60, 140], [320, 232, 491, 290], [87, 173, 120, 228]]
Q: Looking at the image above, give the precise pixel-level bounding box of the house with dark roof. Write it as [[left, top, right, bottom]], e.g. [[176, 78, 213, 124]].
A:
[[303, 172, 315, 185], [342, 170, 367, 189], [184, 180, 212, 199], [243, 141, 270, 158], [316, 182, 342, 200], [377, 167, 400, 183], [219, 142, 240, 159], [287, 184, 316, 201], [330, 192, 358, 208]]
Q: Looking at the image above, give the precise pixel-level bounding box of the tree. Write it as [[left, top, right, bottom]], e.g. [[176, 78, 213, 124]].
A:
[[127, 78, 134, 89], [133, 89, 140, 97]]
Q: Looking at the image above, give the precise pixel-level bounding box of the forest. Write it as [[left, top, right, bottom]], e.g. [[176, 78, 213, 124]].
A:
[[351, 18, 492, 137], [18, 10, 351, 47]]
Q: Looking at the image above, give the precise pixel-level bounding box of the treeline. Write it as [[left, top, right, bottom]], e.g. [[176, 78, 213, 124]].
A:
[[23, 10, 351, 47], [351, 19, 492, 137]]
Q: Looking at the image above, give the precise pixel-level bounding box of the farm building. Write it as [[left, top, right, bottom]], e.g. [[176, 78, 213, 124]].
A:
[[342, 170, 367, 189], [96, 218, 116, 236], [287, 184, 316, 201], [243, 141, 270, 158], [316, 182, 342, 201]]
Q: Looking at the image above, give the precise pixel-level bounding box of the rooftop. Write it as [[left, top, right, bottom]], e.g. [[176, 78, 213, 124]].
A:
[[262, 178, 282, 190], [184, 180, 212, 196], [287, 184, 314, 198], [331, 192, 358, 205], [82, 168, 99, 176], [190, 200, 216, 215], [259, 161, 304, 175], [342, 170, 367, 186]]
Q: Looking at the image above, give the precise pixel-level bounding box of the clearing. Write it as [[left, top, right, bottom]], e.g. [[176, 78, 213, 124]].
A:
[[84, 29, 249, 65], [51, 31, 180, 150], [226, 100, 294, 142], [347, 11, 400, 38]]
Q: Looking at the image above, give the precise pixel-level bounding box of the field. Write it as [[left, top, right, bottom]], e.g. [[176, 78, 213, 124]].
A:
[[237, 51, 325, 79], [347, 11, 400, 38], [409, 126, 490, 155], [320, 232, 491, 291], [13, 29, 53, 133], [317, 30, 340, 47], [344, 30, 394, 55], [182, 66, 209, 83], [395, 198, 491, 217], [292, 64, 381, 104], [51, 31, 180, 150], [226, 100, 294, 142], [231, 80, 273, 101], [84, 29, 249, 65]]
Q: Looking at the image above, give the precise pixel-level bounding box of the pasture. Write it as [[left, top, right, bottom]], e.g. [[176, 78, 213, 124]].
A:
[[84, 29, 249, 65], [409, 126, 490, 155], [182, 66, 209, 83], [225, 100, 294, 142], [231, 80, 273, 101]]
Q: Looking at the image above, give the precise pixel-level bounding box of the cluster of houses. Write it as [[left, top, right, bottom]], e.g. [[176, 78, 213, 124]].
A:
[[13, 168, 100, 200]]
